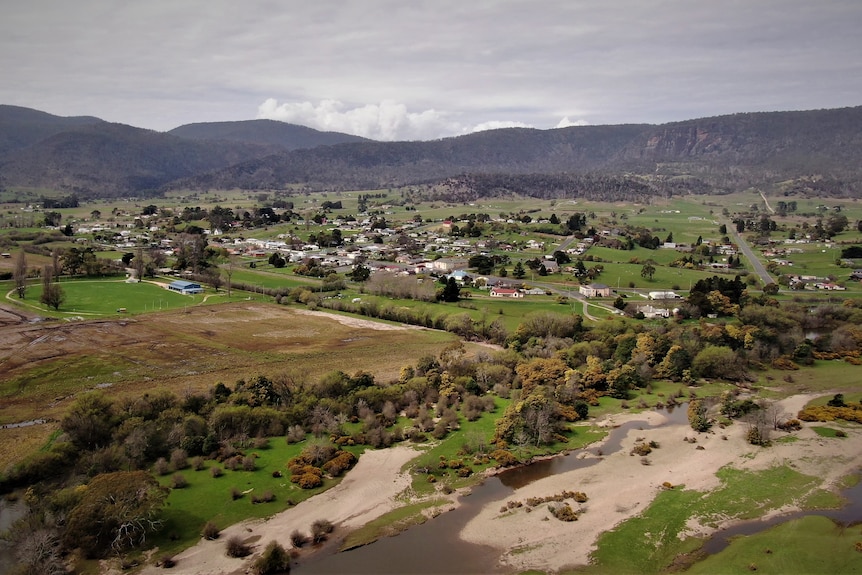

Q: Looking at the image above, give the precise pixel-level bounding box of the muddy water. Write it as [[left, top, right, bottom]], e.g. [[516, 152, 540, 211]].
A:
[[294, 410, 686, 574], [701, 476, 862, 555], [0, 498, 26, 572]]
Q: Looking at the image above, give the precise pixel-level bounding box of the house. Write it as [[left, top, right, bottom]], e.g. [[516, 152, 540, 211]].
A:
[[167, 280, 204, 295], [579, 283, 611, 298], [637, 305, 671, 319], [850, 270, 862, 280], [489, 287, 523, 298]]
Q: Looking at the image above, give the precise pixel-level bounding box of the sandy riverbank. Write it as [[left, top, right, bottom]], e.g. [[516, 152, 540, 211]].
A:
[[137, 446, 419, 575], [459, 394, 862, 573], [135, 394, 861, 575]]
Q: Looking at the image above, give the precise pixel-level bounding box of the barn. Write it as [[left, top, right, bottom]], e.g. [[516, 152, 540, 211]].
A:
[[167, 280, 204, 295]]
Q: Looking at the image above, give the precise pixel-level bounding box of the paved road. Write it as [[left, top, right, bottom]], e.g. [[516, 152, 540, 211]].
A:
[[723, 219, 775, 285]]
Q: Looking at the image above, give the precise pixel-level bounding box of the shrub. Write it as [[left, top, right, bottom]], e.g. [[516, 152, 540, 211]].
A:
[[230, 487, 242, 500], [192, 456, 205, 471], [159, 555, 176, 568], [242, 456, 256, 471], [548, 503, 578, 521], [298, 473, 323, 489], [630, 442, 652, 456], [225, 536, 251, 558], [253, 437, 270, 449], [311, 519, 334, 543], [171, 473, 188, 489], [202, 521, 220, 540], [210, 466, 223, 478], [290, 530, 309, 548], [170, 449, 189, 471], [490, 449, 518, 467], [154, 457, 169, 476], [253, 541, 291, 575]]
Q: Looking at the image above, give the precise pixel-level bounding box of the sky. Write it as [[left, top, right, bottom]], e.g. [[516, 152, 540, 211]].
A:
[[2, 1, 861, 141]]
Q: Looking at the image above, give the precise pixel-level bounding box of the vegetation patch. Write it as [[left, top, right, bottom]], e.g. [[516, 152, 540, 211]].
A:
[[685, 515, 862, 575]]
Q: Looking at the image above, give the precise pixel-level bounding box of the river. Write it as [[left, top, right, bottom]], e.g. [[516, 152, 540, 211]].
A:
[[294, 409, 687, 574], [295, 404, 861, 574]]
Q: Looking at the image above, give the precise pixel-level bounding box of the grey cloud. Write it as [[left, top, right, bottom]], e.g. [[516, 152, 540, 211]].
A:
[[1, 1, 860, 137]]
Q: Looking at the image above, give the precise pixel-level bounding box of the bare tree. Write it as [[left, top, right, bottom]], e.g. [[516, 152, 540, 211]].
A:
[[134, 247, 145, 282], [13, 250, 27, 298], [40, 266, 64, 310]]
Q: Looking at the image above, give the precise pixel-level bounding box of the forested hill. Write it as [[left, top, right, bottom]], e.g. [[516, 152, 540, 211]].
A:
[[0, 105, 104, 158], [2, 104, 862, 198], [170, 106, 862, 196], [168, 119, 370, 150]]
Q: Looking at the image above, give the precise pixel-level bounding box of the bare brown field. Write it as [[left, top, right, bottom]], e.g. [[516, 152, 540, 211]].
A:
[[0, 302, 460, 470]]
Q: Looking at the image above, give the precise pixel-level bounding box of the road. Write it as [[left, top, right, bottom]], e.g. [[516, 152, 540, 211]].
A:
[[724, 219, 775, 285]]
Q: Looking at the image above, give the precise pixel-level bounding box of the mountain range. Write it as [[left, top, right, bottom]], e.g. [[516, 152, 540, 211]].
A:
[[1, 104, 861, 200]]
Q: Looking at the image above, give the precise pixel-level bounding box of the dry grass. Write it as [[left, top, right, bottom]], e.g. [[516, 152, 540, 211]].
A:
[[0, 302, 460, 468]]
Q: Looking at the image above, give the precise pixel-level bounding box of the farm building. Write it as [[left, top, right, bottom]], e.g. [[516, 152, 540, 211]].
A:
[[489, 287, 523, 298], [167, 280, 204, 295], [579, 283, 611, 298], [648, 291, 680, 300]]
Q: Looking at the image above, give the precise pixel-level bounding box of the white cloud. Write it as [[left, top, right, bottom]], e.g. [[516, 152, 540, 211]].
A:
[[257, 98, 462, 141], [469, 120, 533, 133], [555, 116, 590, 129]]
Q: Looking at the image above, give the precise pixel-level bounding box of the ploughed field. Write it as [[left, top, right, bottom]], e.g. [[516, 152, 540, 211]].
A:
[[0, 302, 457, 469]]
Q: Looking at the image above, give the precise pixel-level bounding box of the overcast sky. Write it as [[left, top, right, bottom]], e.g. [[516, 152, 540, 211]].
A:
[[2, 1, 860, 141]]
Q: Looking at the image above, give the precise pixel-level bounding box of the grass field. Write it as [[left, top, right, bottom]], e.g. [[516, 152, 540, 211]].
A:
[[578, 466, 840, 574], [150, 437, 361, 556], [0, 302, 462, 458], [685, 515, 862, 575]]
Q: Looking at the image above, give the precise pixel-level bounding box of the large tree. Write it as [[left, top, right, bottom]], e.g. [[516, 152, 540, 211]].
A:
[[40, 266, 64, 310], [65, 471, 168, 557], [13, 250, 27, 298]]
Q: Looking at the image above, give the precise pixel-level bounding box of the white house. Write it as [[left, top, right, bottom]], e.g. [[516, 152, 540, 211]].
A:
[[489, 287, 523, 298]]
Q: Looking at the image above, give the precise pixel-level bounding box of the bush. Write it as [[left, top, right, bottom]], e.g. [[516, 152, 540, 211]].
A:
[[170, 449, 189, 471], [171, 473, 188, 489], [490, 449, 519, 467], [242, 455, 257, 471], [290, 530, 309, 548], [311, 519, 334, 543], [549, 503, 579, 521], [159, 555, 176, 568], [192, 456, 205, 471], [225, 535, 251, 558], [211, 466, 223, 478], [297, 473, 323, 489], [253, 540, 291, 574], [202, 521, 220, 540], [154, 457, 170, 476], [230, 487, 243, 500]]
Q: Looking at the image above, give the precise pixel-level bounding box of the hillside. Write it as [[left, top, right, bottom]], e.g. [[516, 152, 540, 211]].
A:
[[0, 122, 271, 196], [170, 106, 862, 196], [2, 104, 862, 198], [168, 119, 369, 150], [0, 105, 104, 158]]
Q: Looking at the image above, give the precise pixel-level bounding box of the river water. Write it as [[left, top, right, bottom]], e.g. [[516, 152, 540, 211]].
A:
[[295, 405, 861, 574], [294, 411, 683, 575]]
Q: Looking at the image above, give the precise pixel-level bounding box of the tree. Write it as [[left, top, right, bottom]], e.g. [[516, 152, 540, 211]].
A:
[[348, 263, 371, 282], [439, 277, 460, 302], [513, 261, 526, 279], [640, 261, 656, 281], [468, 254, 495, 275], [687, 399, 711, 432], [254, 540, 291, 574], [65, 471, 168, 557], [40, 266, 64, 310], [13, 250, 27, 298], [61, 391, 117, 450]]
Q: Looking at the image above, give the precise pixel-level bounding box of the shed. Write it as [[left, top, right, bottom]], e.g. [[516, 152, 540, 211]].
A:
[[167, 280, 204, 295]]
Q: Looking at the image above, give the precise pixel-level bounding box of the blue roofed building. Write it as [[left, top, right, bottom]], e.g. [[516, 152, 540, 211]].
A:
[[167, 280, 204, 295]]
